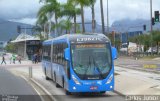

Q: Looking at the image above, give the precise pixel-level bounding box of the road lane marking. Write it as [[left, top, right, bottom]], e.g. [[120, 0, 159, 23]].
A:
[[20, 75, 45, 101], [30, 78, 57, 101]]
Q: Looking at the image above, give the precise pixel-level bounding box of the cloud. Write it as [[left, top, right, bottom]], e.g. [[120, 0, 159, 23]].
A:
[[1, 0, 160, 25], [10, 18, 37, 25], [84, 0, 160, 26], [0, 0, 42, 19]]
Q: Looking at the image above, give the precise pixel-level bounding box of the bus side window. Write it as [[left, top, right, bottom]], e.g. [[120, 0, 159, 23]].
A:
[[60, 44, 62, 64], [62, 44, 65, 65], [58, 44, 60, 64], [55, 45, 57, 63], [52, 45, 55, 63]]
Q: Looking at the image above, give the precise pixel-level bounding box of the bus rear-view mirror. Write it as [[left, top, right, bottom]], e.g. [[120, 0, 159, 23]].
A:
[[64, 48, 71, 61], [112, 47, 117, 60]]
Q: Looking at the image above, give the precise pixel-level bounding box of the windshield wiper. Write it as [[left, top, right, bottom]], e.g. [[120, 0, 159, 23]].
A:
[[82, 56, 91, 79], [93, 57, 104, 79]]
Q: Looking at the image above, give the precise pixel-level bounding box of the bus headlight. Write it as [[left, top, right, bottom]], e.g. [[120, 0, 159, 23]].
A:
[[106, 74, 113, 84], [72, 75, 81, 85]]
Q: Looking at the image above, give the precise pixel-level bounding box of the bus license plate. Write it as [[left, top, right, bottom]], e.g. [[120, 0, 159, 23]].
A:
[[90, 86, 98, 90]]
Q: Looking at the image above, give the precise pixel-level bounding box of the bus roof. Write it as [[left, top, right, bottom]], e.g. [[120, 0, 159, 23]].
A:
[[43, 33, 110, 44]]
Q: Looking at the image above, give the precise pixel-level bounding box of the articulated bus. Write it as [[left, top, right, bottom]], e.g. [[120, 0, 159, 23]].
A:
[[42, 33, 117, 95]]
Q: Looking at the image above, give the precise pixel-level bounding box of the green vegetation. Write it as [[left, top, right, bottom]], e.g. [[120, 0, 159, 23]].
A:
[[107, 31, 160, 56], [36, 0, 102, 38], [129, 31, 160, 54], [5, 43, 17, 53]]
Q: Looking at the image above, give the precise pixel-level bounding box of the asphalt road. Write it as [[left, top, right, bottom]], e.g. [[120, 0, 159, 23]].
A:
[[0, 67, 41, 101]]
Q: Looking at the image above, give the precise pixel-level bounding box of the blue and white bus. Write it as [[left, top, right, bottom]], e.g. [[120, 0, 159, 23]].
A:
[[42, 33, 117, 95]]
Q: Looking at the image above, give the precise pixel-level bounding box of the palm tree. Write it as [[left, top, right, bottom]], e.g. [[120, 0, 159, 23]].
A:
[[61, 1, 81, 33], [69, 0, 90, 33], [90, 0, 96, 33], [100, 0, 105, 34], [36, 5, 50, 38], [37, 0, 61, 37]]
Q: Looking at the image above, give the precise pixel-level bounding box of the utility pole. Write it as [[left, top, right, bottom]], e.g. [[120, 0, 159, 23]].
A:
[[107, 0, 109, 34], [48, 13, 52, 39], [150, 0, 153, 55], [24, 26, 27, 59]]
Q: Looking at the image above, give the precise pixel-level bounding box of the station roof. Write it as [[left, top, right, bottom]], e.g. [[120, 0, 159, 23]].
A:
[[11, 33, 40, 43]]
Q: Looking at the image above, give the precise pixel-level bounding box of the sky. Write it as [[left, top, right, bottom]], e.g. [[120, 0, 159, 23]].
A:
[[0, 0, 160, 26]]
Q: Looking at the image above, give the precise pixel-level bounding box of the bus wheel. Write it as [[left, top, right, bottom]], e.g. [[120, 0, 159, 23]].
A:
[[54, 73, 61, 88], [62, 77, 64, 88], [56, 83, 61, 88], [53, 72, 56, 82], [45, 68, 50, 80], [65, 90, 71, 95]]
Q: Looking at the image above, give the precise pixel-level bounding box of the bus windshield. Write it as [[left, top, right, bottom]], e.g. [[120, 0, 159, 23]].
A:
[[71, 43, 112, 80]]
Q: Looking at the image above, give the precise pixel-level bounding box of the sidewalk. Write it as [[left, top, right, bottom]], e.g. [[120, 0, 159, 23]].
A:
[[115, 66, 160, 95], [115, 56, 160, 74], [0, 58, 41, 67]]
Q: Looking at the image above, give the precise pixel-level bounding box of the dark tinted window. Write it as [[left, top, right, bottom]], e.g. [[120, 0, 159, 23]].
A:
[[52, 43, 68, 65]]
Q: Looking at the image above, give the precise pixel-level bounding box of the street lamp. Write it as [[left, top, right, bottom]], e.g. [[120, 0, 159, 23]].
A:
[[107, 0, 109, 34], [150, 0, 153, 55], [24, 26, 27, 59]]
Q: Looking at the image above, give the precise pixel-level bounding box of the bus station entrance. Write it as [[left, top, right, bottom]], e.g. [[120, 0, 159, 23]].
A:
[[11, 33, 42, 60]]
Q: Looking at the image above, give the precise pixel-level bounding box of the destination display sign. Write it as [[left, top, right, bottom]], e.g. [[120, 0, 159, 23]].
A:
[[27, 41, 41, 45], [70, 36, 109, 44], [75, 44, 106, 48]]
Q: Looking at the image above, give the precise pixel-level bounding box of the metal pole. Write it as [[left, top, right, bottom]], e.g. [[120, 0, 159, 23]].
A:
[[29, 66, 32, 78], [48, 13, 52, 39], [107, 0, 109, 34], [150, 0, 153, 55], [24, 26, 27, 59]]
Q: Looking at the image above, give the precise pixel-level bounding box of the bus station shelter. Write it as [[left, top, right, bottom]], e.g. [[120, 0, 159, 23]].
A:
[[11, 33, 42, 60]]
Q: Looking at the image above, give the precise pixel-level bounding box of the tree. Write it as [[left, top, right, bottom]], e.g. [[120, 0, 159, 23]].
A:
[[152, 31, 160, 54], [61, 1, 81, 33], [90, 0, 96, 33], [69, 0, 91, 33], [54, 20, 72, 35], [100, 0, 105, 34], [5, 43, 17, 53], [37, 0, 61, 37]]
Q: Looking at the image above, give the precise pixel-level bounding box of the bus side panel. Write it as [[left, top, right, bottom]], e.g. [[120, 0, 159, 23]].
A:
[[42, 60, 52, 78], [51, 63, 57, 81]]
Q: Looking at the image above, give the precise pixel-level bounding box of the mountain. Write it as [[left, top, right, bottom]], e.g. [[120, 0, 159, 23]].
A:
[[1, 18, 159, 42], [77, 20, 109, 33], [0, 19, 33, 41], [111, 19, 160, 33]]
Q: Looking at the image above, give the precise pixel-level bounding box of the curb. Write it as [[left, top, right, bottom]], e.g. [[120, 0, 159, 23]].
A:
[[115, 65, 160, 74], [30, 78, 57, 101], [113, 90, 125, 97]]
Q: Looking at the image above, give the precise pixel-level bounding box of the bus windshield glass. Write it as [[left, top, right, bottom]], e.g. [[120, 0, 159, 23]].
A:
[[71, 43, 112, 80]]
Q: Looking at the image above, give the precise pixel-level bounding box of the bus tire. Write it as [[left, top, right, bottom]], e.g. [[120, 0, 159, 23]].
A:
[[53, 72, 56, 82], [54, 73, 61, 88], [56, 83, 61, 88], [45, 68, 50, 80], [62, 77, 64, 88], [65, 90, 71, 95]]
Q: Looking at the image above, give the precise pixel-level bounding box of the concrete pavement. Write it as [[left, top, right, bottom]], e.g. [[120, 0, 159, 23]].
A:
[[115, 56, 160, 73], [115, 66, 160, 95]]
